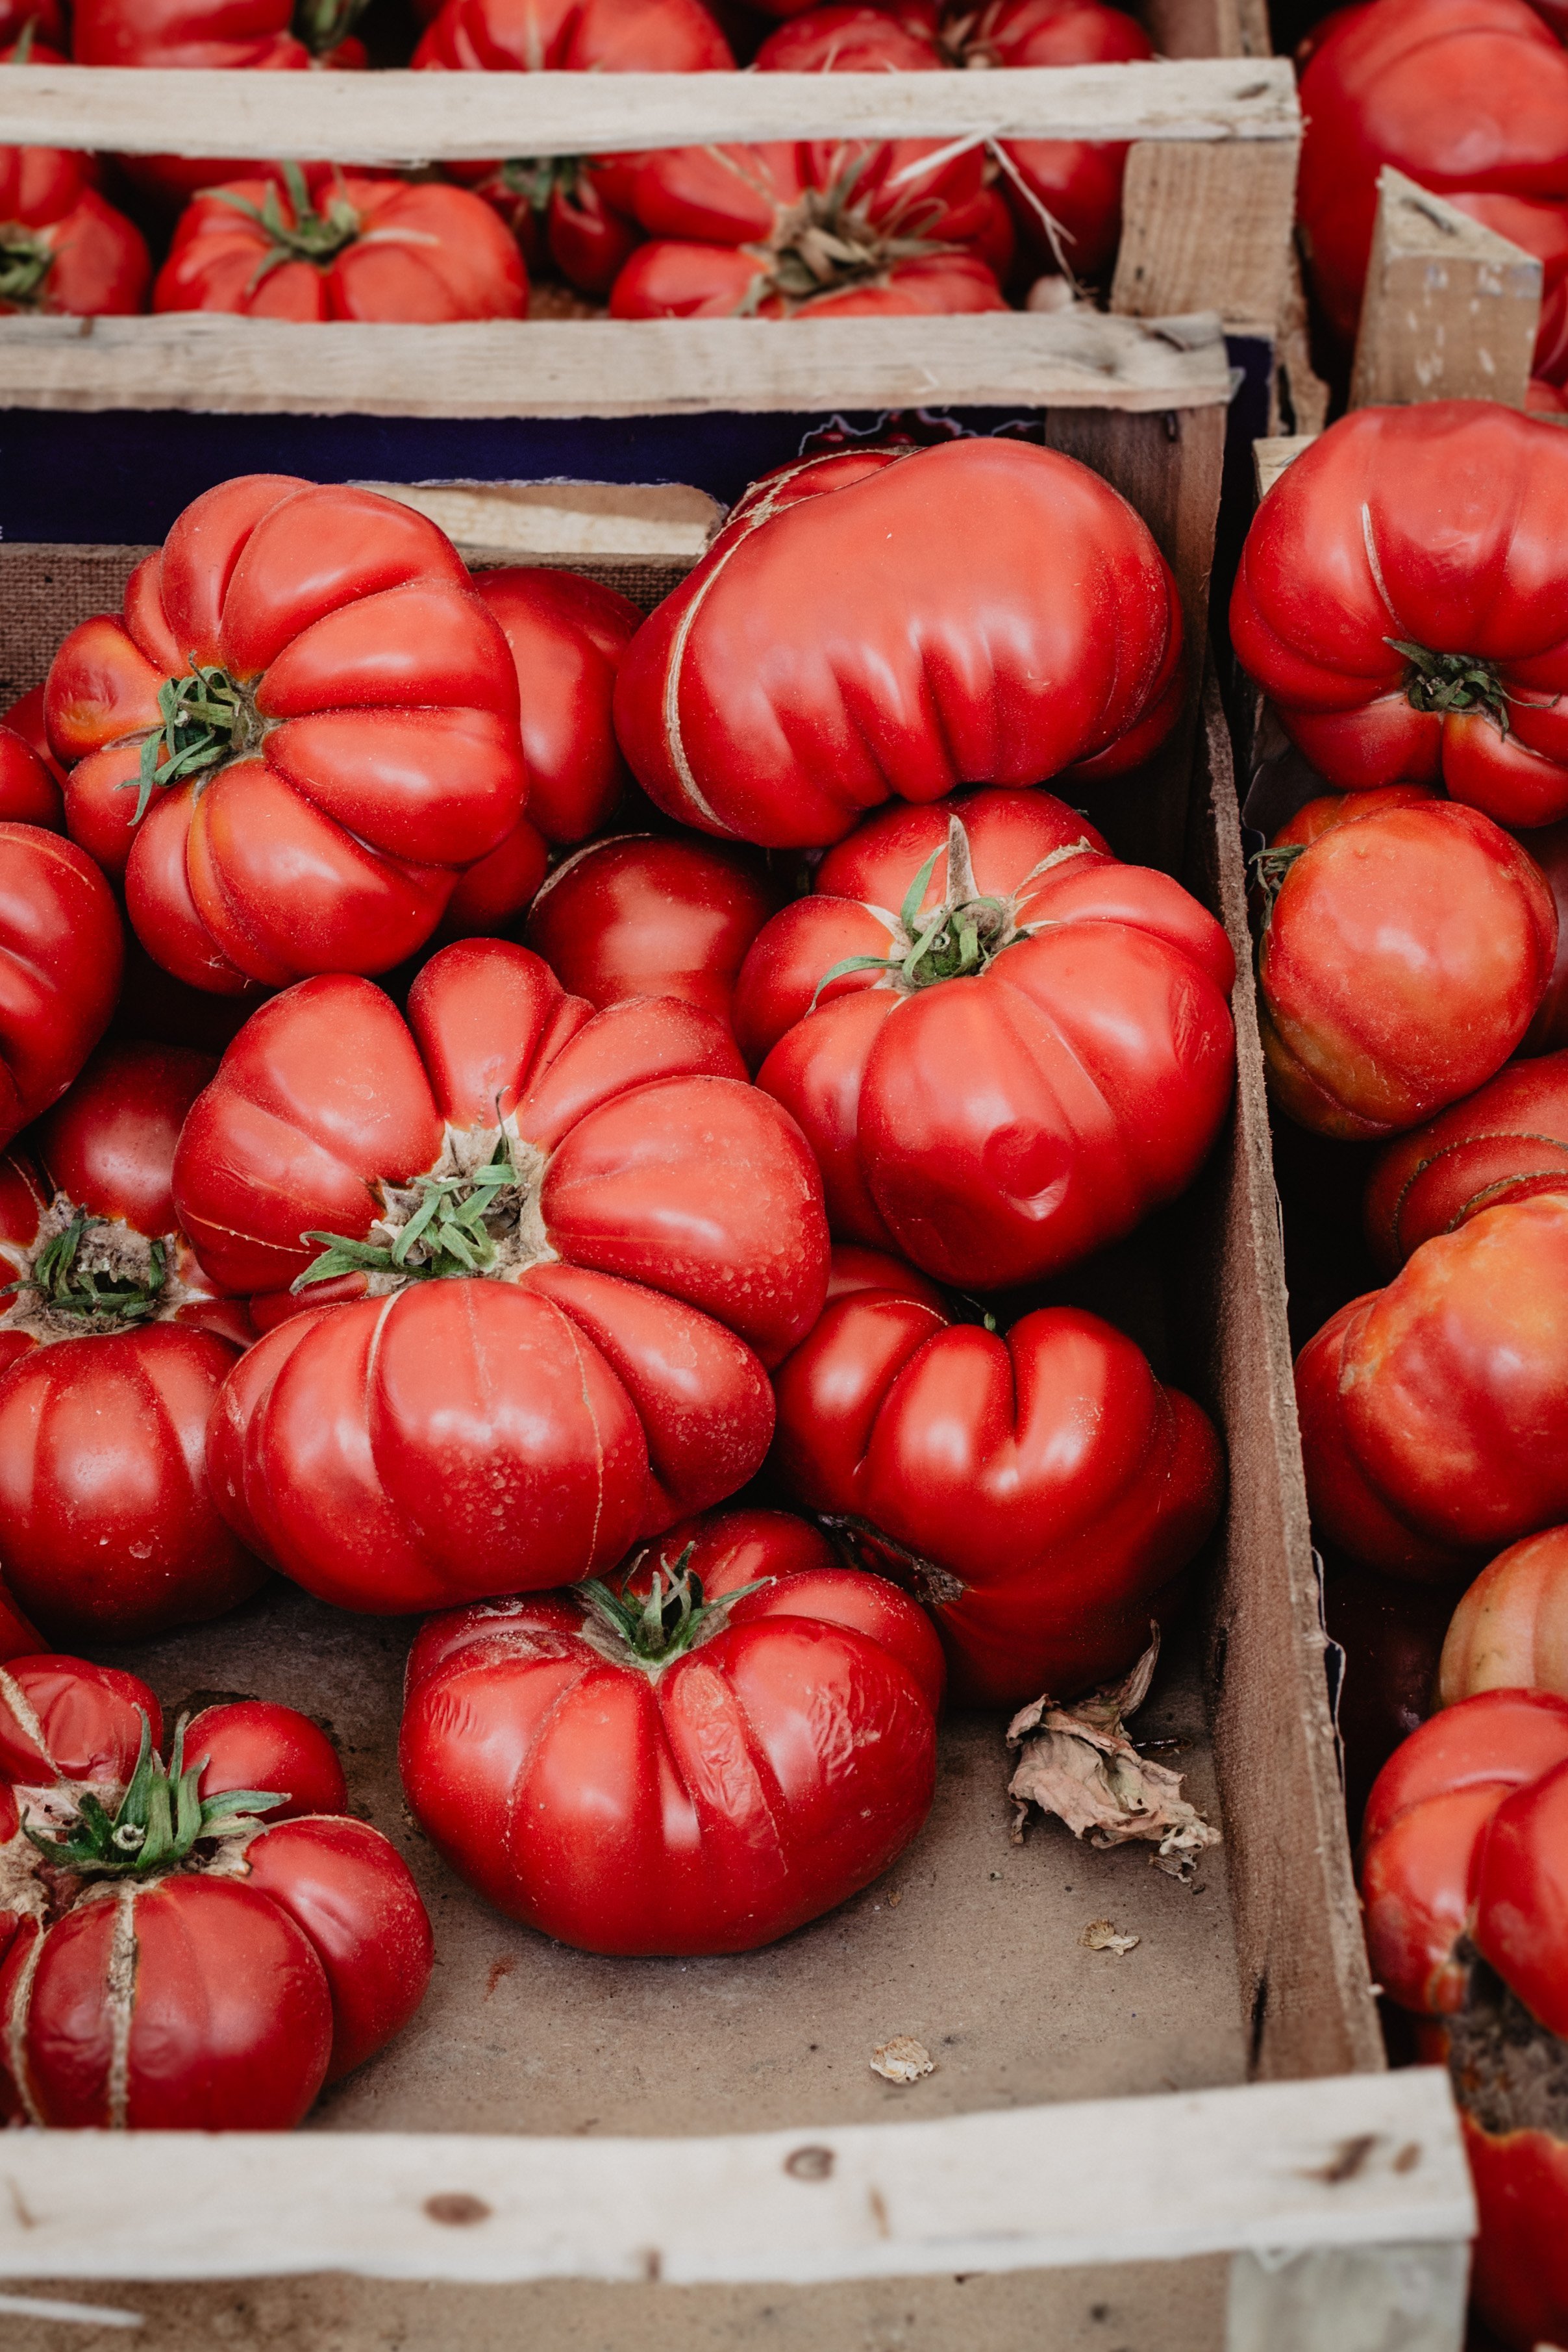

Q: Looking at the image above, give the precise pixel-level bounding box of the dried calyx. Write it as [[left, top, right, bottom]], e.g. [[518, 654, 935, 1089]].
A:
[[1247, 840, 1305, 921], [1, 1200, 170, 1338], [810, 813, 1095, 1007], [577, 1546, 771, 1673], [748, 159, 960, 313], [0, 227, 52, 312], [25, 1710, 283, 1882], [1388, 638, 1516, 734], [293, 1125, 554, 1296], [819, 1513, 965, 1611]]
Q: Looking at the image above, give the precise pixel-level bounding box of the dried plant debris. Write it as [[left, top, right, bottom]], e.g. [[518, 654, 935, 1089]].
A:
[[1006, 1628, 1221, 1884], [870, 2036, 934, 2084], [1082, 1920, 1140, 1957]]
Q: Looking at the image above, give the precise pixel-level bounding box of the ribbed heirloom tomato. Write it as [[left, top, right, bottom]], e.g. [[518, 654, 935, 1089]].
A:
[[1360, 1692, 1568, 2350], [1232, 404, 1568, 826], [0, 823, 122, 1151], [0, 148, 151, 319], [400, 1507, 944, 1954], [1365, 1049, 1568, 1270], [0, 728, 62, 828], [172, 940, 830, 1612], [0, 1656, 432, 2128], [0, 1042, 264, 1642], [45, 476, 527, 993], [1437, 1523, 1568, 1705], [732, 788, 1235, 1286], [771, 1248, 1224, 1703], [614, 440, 1185, 849]]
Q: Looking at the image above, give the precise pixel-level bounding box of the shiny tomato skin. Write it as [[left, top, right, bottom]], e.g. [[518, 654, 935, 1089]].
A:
[[1364, 1051, 1568, 1270], [187, 1699, 348, 1821], [0, 727, 62, 828], [46, 478, 526, 992], [737, 789, 1234, 1286], [1299, 1195, 1568, 1574], [1267, 784, 1437, 849], [771, 1255, 1223, 1704], [415, 0, 732, 71], [1233, 404, 1568, 822], [1461, 2109, 1568, 2352], [472, 568, 641, 845], [1439, 1524, 1568, 1706], [0, 1653, 156, 1783], [610, 241, 1006, 319], [1256, 800, 1556, 1138], [36, 1040, 216, 1239], [525, 832, 784, 1038], [0, 823, 123, 1150], [242, 1815, 434, 2080], [0, 148, 151, 318], [399, 1508, 941, 1955], [614, 440, 1183, 848]]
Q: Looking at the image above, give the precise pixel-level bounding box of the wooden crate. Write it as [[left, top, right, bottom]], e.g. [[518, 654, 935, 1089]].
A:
[[0, 354, 1474, 2349]]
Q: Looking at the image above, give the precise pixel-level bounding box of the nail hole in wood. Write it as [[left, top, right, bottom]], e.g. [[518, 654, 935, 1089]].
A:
[[784, 2145, 836, 2181], [425, 2193, 492, 2226]]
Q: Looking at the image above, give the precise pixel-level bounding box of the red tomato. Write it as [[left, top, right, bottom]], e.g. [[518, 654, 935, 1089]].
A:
[[172, 940, 830, 1612], [1298, 0, 1568, 380], [155, 168, 528, 322], [2, 684, 65, 788], [611, 239, 1007, 320], [468, 158, 643, 299], [525, 832, 785, 1038], [1364, 1050, 1568, 1269], [0, 1657, 432, 2128], [1267, 784, 1437, 849], [0, 823, 123, 1149], [1297, 1193, 1568, 1577], [1438, 1523, 1568, 1705], [1254, 799, 1556, 1139], [45, 475, 527, 993], [1517, 814, 1568, 1048], [733, 789, 1235, 1286], [0, 1043, 264, 1641], [1360, 1690, 1568, 2349], [0, 3, 66, 44], [1232, 403, 1568, 825], [0, 726, 62, 829], [614, 440, 1185, 849], [400, 1507, 943, 1954], [0, 149, 151, 318], [771, 1248, 1224, 1704]]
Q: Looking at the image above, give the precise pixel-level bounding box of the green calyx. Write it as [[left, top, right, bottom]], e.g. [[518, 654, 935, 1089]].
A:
[[1247, 841, 1306, 920], [293, 1134, 522, 1295], [0, 226, 52, 312], [131, 660, 264, 823], [499, 156, 582, 214], [290, 0, 368, 50], [1388, 638, 1514, 734], [27, 1710, 284, 1881], [743, 156, 957, 314], [2, 1210, 167, 1329], [210, 160, 362, 294], [578, 1546, 771, 1668]]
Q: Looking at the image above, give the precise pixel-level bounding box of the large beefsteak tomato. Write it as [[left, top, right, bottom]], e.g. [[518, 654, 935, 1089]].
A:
[[0, 148, 151, 318], [1437, 1523, 1568, 1706], [0, 822, 122, 1151], [614, 440, 1184, 849], [172, 940, 829, 1612], [732, 788, 1235, 1286], [771, 1247, 1224, 1704], [1253, 796, 1555, 1138], [400, 1506, 944, 1954], [1364, 1049, 1568, 1269], [1297, 1192, 1568, 1578], [45, 476, 527, 993], [1232, 403, 1568, 825], [0, 1042, 264, 1642], [0, 1657, 432, 2128], [0, 727, 62, 829], [1360, 1690, 1568, 2351]]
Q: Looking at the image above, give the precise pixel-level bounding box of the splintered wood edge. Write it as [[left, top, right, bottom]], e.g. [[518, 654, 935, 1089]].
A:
[[0, 57, 1300, 162], [1369, 165, 1546, 276], [0, 2071, 1473, 2286], [0, 311, 1236, 420], [1252, 434, 1315, 500]]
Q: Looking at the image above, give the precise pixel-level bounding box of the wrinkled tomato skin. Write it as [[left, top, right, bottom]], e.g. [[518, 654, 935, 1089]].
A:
[[1233, 405, 1568, 824], [525, 832, 784, 1038], [614, 440, 1184, 849], [1439, 1524, 1568, 1707], [46, 477, 526, 992], [1298, 1196, 1568, 1575], [736, 789, 1235, 1287], [0, 823, 123, 1150], [1364, 1053, 1568, 1270], [771, 1255, 1224, 1705], [399, 1508, 943, 1955], [1255, 800, 1555, 1140]]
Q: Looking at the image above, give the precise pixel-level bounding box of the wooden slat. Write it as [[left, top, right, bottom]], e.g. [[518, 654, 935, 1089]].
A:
[[0, 307, 1234, 419], [1110, 134, 1299, 329], [1350, 166, 1541, 411], [1226, 2243, 1470, 2352], [353, 480, 723, 560], [0, 2072, 1471, 2287], [1253, 433, 1315, 499], [0, 57, 1299, 162]]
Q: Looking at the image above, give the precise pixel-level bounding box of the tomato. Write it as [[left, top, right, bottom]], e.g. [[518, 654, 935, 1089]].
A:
[[1297, 1194, 1568, 1579], [171, 940, 830, 1612], [1267, 784, 1437, 850], [0, 3, 66, 45], [0, 1042, 263, 1642], [0, 823, 123, 1150], [614, 440, 1185, 849], [1517, 815, 1568, 1049], [0, 149, 151, 319], [1232, 403, 1568, 826], [1364, 1050, 1568, 1269], [1254, 799, 1555, 1140], [525, 832, 784, 1038], [469, 158, 642, 299], [400, 1506, 943, 1955], [0, 1657, 432, 2128], [155, 168, 528, 322], [0, 726, 62, 829], [756, 0, 1151, 281], [45, 475, 527, 993], [771, 1247, 1224, 1704], [1298, 0, 1568, 382], [438, 567, 643, 941], [1359, 1690, 1568, 2349], [612, 240, 1006, 320], [731, 788, 1234, 1286], [1, 684, 66, 789], [1438, 1524, 1568, 1705]]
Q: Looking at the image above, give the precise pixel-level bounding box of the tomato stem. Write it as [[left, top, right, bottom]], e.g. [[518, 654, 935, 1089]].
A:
[[578, 1545, 772, 1668], [1386, 638, 1515, 733], [208, 162, 362, 294], [294, 1131, 529, 1294], [0, 226, 53, 312], [2, 1207, 168, 1328], [24, 1710, 284, 1881], [738, 153, 965, 316], [129, 660, 265, 821], [498, 156, 582, 215], [290, 0, 367, 51]]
